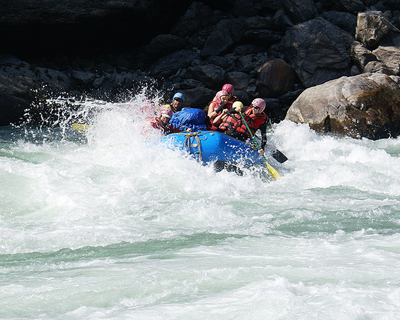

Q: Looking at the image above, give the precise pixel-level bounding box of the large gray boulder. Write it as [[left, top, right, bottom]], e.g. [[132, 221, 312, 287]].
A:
[[285, 73, 400, 139]]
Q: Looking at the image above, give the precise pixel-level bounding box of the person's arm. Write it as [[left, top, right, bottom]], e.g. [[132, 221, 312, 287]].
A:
[[229, 105, 250, 115], [259, 122, 267, 150], [207, 102, 218, 119], [213, 109, 229, 125]]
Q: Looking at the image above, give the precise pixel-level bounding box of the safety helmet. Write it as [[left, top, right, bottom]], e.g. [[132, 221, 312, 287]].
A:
[[172, 92, 184, 103], [160, 104, 173, 118], [232, 101, 243, 110], [215, 90, 230, 104], [222, 84, 234, 94], [251, 98, 266, 112]]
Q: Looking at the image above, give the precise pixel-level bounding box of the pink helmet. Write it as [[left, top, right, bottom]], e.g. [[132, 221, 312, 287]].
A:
[[222, 84, 234, 94], [251, 98, 266, 112], [160, 105, 173, 118], [214, 90, 230, 104]]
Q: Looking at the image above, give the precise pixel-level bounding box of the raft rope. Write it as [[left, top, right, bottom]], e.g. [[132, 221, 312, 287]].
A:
[[184, 132, 203, 162]]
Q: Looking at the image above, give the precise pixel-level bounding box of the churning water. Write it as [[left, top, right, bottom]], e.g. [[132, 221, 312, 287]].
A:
[[1, 95, 400, 319]]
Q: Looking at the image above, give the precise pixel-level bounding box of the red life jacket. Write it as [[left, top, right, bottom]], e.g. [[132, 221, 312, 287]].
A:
[[207, 100, 232, 130], [218, 107, 266, 137]]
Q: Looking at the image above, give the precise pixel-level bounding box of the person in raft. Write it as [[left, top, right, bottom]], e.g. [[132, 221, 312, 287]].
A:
[[206, 90, 230, 129], [217, 98, 268, 156], [150, 105, 179, 135], [139, 99, 156, 116], [171, 92, 185, 113], [221, 83, 238, 105]]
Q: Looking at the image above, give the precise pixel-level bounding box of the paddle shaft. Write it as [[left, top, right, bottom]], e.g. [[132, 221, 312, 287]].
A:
[[72, 123, 91, 131], [239, 111, 281, 180]]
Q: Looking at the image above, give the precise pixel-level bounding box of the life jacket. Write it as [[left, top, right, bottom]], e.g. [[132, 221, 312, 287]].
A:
[[207, 100, 233, 130], [213, 100, 233, 112], [218, 107, 266, 138]]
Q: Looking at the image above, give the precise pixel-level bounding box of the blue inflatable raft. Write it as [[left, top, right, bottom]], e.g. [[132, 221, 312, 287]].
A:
[[159, 131, 268, 173]]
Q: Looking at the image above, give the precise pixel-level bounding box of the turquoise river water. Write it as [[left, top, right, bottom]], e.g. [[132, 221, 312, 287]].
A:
[[1, 97, 400, 319]]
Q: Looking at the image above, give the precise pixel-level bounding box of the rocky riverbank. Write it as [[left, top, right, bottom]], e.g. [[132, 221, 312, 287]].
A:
[[1, 0, 399, 139]]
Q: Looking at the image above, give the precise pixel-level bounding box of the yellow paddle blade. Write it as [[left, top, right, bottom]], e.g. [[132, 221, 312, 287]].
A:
[[72, 123, 91, 131], [266, 161, 281, 180]]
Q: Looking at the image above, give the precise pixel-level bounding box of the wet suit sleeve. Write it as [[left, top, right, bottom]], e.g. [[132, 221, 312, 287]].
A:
[[259, 122, 267, 149], [227, 107, 238, 114], [215, 103, 228, 114], [228, 105, 249, 115]]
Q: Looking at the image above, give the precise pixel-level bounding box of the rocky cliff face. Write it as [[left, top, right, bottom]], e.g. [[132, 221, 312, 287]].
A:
[[1, 0, 400, 139]]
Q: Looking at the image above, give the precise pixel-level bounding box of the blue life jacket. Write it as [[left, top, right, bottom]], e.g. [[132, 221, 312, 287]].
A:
[[170, 108, 207, 132]]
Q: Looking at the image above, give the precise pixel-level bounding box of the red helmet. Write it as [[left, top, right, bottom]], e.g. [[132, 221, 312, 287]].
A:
[[222, 84, 234, 94], [251, 98, 266, 112]]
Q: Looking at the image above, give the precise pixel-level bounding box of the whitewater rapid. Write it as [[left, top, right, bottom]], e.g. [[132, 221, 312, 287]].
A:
[[1, 97, 400, 319]]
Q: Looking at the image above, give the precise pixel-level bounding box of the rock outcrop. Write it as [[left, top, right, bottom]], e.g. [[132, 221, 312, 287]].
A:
[[1, 0, 400, 139], [285, 73, 400, 139]]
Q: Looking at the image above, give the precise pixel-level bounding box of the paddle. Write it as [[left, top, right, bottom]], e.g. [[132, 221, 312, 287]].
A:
[[72, 123, 91, 131], [272, 149, 288, 163], [239, 111, 281, 180]]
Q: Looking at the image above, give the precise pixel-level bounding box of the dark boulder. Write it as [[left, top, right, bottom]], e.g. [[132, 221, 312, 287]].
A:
[[321, 11, 357, 34], [185, 64, 226, 88], [280, 17, 353, 87], [0, 55, 75, 125], [178, 87, 215, 109], [145, 34, 186, 59], [170, 2, 220, 37], [256, 58, 296, 97], [201, 19, 244, 57], [149, 50, 200, 78], [280, 0, 318, 23]]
